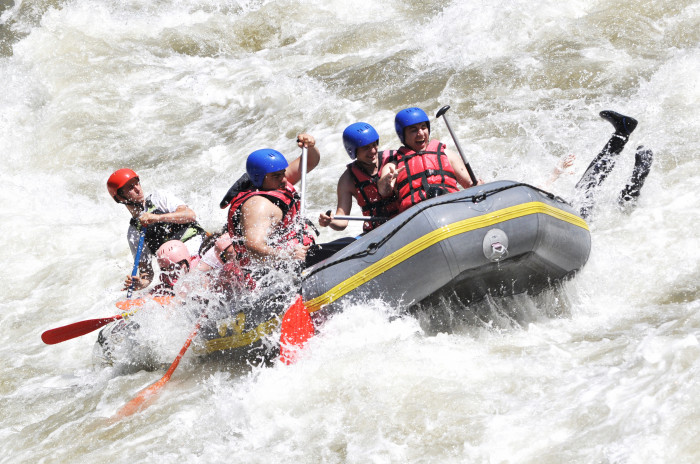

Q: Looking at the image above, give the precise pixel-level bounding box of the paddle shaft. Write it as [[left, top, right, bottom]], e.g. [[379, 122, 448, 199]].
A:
[[334, 215, 384, 222], [323, 210, 385, 222], [436, 105, 478, 186], [126, 230, 146, 299], [113, 313, 205, 419], [299, 146, 308, 218]]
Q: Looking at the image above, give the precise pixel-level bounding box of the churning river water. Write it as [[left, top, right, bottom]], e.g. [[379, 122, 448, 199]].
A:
[[1, 0, 699, 462]]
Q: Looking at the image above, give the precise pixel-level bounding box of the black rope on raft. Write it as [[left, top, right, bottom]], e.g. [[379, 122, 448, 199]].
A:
[[304, 183, 570, 278]]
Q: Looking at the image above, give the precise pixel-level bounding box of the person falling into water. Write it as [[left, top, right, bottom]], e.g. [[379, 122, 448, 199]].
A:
[[375, 107, 652, 219], [572, 110, 654, 218], [106, 169, 207, 291]]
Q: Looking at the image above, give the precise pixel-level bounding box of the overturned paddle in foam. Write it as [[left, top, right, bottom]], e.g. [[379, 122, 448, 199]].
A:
[[279, 295, 315, 365], [112, 313, 206, 419]]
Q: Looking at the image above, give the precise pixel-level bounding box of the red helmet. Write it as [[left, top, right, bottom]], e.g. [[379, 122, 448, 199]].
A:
[[107, 169, 139, 202]]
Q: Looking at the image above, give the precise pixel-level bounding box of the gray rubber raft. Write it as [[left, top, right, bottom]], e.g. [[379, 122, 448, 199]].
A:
[[95, 180, 591, 363], [302, 180, 591, 317]]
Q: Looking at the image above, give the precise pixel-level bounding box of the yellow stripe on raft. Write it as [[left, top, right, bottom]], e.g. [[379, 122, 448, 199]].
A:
[[304, 201, 588, 312], [194, 317, 281, 355]]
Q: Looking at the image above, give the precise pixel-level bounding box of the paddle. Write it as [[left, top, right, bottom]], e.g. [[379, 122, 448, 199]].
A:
[[42, 312, 136, 345], [298, 145, 308, 217], [41, 296, 174, 345], [279, 295, 315, 364], [323, 209, 386, 222], [41, 231, 148, 345], [278, 144, 315, 364], [436, 105, 478, 186], [126, 230, 146, 299], [112, 312, 206, 419]]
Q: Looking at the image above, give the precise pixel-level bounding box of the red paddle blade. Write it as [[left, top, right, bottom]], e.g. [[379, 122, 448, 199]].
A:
[[43, 297, 172, 346], [279, 295, 315, 365], [41, 316, 122, 345]]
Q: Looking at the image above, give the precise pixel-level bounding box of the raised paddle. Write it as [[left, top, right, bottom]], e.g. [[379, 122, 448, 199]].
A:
[[112, 311, 206, 419], [278, 144, 315, 364], [436, 105, 479, 186]]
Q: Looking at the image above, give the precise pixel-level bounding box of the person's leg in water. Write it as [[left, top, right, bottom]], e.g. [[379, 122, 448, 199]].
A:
[[617, 145, 654, 210], [575, 110, 638, 218]]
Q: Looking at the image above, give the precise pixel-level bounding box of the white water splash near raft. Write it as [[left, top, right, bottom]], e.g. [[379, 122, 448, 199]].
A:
[[1, 0, 699, 462]]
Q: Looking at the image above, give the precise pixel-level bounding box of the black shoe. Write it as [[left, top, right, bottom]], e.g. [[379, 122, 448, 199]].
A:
[[618, 145, 653, 205], [600, 110, 638, 137]]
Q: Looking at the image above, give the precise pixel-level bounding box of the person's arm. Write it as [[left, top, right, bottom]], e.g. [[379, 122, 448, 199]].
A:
[[542, 154, 576, 188], [286, 133, 321, 185], [444, 148, 482, 189], [139, 205, 196, 226], [378, 161, 402, 197], [236, 196, 309, 262], [123, 260, 154, 290], [318, 171, 353, 231]]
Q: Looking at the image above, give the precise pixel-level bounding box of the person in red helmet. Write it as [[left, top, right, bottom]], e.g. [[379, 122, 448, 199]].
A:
[[107, 169, 207, 291]]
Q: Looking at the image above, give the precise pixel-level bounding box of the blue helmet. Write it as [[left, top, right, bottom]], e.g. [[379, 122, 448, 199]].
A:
[[246, 148, 289, 188], [394, 107, 430, 144], [342, 122, 379, 159]]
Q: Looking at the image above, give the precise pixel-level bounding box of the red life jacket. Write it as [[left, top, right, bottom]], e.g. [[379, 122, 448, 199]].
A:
[[226, 181, 315, 272], [346, 150, 400, 232], [389, 139, 459, 212]]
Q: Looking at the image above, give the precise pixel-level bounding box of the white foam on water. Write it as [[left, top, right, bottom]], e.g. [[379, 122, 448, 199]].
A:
[[1, 0, 699, 462]]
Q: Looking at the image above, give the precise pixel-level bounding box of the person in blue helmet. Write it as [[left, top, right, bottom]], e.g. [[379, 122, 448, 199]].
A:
[[318, 122, 400, 234], [378, 107, 481, 213], [221, 134, 320, 273]]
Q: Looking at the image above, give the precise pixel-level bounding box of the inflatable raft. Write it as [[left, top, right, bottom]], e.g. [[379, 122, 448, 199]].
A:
[[302, 180, 591, 317], [94, 180, 591, 363]]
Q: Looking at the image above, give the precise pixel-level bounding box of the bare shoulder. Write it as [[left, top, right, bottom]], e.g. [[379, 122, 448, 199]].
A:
[[338, 168, 354, 190], [240, 195, 280, 219]]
